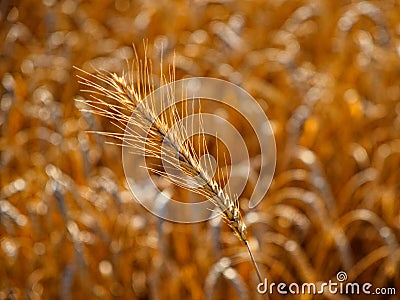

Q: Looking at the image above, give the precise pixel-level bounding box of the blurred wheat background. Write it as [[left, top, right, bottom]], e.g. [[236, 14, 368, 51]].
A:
[[1, 0, 400, 299]]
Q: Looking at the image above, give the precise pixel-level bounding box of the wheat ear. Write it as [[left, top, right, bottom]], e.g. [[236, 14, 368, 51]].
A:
[[75, 53, 264, 284]]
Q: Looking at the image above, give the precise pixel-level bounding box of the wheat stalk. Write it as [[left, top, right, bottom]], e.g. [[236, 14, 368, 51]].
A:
[[75, 50, 264, 285]]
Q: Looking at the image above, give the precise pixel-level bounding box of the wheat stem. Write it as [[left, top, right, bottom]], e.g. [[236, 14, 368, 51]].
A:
[[245, 241, 263, 283]]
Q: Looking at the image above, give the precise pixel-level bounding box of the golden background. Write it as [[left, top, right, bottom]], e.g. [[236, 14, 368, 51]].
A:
[[1, 0, 400, 299]]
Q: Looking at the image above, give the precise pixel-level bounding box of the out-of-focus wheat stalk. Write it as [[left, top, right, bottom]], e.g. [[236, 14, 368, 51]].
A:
[[75, 51, 264, 284]]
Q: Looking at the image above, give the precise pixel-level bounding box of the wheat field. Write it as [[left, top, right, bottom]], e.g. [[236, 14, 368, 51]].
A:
[[1, 1, 400, 299]]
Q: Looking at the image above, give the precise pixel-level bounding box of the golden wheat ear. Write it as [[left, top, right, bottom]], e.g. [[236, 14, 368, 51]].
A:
[[75, 50, 265, 285]]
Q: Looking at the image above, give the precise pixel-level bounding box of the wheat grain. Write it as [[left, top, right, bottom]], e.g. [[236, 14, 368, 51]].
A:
[[75, 51, 264, 285]]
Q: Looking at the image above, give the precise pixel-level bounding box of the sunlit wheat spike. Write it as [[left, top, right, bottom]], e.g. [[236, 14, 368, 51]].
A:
[[75, 51, 264, 284]]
